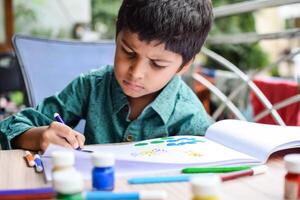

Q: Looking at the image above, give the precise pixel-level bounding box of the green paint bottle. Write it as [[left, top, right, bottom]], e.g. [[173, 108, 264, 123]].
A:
[[53, 169, 84, 200]]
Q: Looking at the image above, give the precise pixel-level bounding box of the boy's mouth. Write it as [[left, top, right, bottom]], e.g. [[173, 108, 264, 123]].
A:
[[123, 80, 144, 92]]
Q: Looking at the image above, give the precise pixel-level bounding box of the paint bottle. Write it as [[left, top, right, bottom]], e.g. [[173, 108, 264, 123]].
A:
[[34, 154, 44, 173], [284, 154, 300, 200], [24, 151, 35, 167], [191, 175, 221, 200], [53, 169, 84, 200], [92, 152, 115, 191], [51, 150, 75, 174]]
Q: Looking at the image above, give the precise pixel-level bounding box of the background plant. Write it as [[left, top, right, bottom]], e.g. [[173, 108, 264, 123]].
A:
[[206, 0, 270, 71]]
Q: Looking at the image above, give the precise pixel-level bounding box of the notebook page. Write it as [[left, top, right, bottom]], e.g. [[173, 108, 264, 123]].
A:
[[205, 120, 300, 162]]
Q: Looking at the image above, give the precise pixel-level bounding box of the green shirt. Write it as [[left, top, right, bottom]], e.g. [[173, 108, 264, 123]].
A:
[[0, 65, 212, 149]]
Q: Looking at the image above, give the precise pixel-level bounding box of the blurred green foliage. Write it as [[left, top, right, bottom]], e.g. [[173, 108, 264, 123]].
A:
[[14, 0, 69, 38], [207, 0, 270, 71], [91, 0, 121, 39], [9, 91, 24, 106]]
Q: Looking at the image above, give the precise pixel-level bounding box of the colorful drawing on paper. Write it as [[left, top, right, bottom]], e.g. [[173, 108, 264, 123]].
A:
[[134, 142, 148, 146], [130, 148, 167, 157], [134, 136, 205, 147], [150, 140, 164, 144], [185, 150, 202, 158]]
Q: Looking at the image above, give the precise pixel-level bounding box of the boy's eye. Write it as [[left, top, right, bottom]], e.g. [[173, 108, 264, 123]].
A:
[[150, 61, 167, 69], [122, 47, 136, 58]]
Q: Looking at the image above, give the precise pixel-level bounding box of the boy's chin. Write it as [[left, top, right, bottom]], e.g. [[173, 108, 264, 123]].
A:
[[124, 92, 144, 99], [123, 89, 151, 99]]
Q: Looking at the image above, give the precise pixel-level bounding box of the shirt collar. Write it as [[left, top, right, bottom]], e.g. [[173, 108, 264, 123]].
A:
[[111, 72, 181, 124], [150, 75, 181, 124]]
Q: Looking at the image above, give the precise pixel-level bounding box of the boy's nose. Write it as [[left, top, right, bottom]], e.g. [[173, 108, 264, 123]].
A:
[[129, 59, 146, 80]]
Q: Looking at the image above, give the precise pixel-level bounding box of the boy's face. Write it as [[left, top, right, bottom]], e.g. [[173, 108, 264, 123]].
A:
[[114, 30, 191, 99]]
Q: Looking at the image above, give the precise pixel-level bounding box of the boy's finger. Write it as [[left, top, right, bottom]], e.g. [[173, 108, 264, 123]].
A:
[[62, 132, 79, 149], [53, 135, 73, 149], [55, 129, 79, 149], [50, 121, 79, 149], [75, 133, 85, 148]]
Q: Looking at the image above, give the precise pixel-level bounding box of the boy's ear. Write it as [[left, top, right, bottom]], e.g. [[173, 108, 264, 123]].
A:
[[176, 58, 194, 75]]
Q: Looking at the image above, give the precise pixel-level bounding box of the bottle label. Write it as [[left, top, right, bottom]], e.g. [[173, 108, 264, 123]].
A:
[[192, 195, 219, 200], [285, 180, 299, 199]]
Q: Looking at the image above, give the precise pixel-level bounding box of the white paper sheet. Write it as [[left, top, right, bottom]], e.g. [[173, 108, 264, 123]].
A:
[[41, 136, 257, 181]]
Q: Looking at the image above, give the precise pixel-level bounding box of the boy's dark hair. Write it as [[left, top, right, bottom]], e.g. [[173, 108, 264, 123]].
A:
[[116, 0, 213, 66]]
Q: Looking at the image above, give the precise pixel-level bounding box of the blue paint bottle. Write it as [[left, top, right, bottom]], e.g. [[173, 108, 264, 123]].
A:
[[92, 152, 115, 191]]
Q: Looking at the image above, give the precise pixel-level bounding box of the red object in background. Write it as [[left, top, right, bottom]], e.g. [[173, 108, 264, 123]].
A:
[[250, 77, 300, 126]]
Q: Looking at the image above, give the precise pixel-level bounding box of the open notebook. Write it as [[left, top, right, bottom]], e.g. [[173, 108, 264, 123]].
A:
[[41, 119, 300, 181]]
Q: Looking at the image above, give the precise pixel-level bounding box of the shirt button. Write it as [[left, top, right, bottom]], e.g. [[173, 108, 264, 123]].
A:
[[123, 105, 129, 112], [126, 134, 133, 142]]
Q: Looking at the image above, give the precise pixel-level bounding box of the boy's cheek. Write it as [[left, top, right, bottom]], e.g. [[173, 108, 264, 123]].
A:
[[114, 63, 128, 78], [115, 55, 130, 70]]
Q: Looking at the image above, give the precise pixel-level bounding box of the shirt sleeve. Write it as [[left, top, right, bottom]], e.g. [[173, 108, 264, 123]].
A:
[[0, 73, 91, 149]]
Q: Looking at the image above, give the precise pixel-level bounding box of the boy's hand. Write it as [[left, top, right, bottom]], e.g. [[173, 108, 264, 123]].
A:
[[40, 121, 85, 151], [12, 122, 85, 151]]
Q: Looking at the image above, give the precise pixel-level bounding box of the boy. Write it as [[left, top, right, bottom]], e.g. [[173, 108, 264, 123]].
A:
[[0, 0, 213, 151]]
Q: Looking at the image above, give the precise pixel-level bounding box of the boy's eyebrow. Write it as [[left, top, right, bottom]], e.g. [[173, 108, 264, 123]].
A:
[[121, 39, 173, 63], [121, 39, 134, 51]]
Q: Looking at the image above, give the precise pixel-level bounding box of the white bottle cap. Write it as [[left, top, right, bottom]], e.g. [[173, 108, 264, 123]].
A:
[[92, 152, 115, 167], [139, 190, 167, 200], [53, 169, 84, 194], [51, 151, 75, 167], [191, 174, 221, 197], [284, 154, 300, 173]]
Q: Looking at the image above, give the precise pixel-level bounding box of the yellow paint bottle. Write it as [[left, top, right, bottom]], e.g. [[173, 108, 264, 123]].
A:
[[191, 175, 221, 200]]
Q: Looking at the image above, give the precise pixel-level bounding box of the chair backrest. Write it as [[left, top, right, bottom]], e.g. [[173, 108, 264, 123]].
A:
[[13, 35, 115, 106], [12, 35, 116, 132]]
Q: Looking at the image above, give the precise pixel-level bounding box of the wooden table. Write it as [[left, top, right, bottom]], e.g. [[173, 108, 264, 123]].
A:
[[0, 148, 299, 200]]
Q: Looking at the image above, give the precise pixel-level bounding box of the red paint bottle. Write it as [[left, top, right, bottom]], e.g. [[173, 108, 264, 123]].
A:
[[284, 154, 300, 200]]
